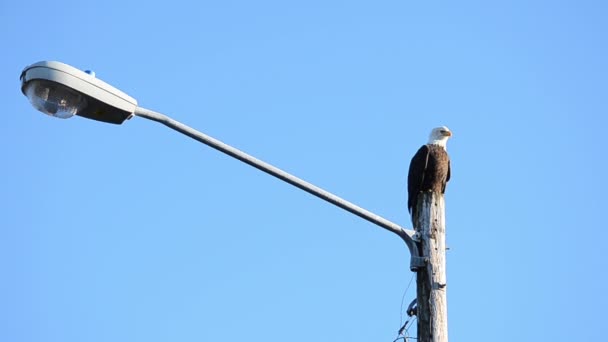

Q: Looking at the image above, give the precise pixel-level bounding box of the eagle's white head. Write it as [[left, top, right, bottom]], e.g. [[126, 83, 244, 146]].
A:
[[427, 126, 452, 148]]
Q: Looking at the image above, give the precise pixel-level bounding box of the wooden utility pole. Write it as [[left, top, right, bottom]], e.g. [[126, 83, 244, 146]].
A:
[[415, 192, 448, 342]]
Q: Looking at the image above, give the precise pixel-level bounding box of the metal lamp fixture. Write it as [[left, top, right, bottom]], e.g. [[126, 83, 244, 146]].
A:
[[20, 61, 137, 124]]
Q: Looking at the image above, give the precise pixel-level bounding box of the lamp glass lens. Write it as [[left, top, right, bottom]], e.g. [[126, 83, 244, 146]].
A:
[[24, 80, 86, 119]]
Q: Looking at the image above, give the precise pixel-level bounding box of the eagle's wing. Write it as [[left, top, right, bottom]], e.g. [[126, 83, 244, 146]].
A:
[[443, 158, 450, 193], [408, 145, 430, 213]]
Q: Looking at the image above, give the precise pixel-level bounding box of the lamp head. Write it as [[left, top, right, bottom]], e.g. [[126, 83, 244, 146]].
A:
[[20, 61, 138, 124]]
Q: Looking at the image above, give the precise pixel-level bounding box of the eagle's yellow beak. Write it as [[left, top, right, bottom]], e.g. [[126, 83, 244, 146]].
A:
[[443, 131, 452, 137]]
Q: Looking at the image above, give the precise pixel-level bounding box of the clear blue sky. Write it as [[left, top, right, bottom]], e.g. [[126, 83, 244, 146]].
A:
[[1, 1, 607, 341]]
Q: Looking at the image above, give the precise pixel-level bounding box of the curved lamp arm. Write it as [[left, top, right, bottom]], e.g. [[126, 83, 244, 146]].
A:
[[133, 106, 424, 270]]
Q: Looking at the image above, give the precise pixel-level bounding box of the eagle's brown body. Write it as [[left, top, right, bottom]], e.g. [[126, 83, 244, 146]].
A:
[[407, 144, 451, 223]]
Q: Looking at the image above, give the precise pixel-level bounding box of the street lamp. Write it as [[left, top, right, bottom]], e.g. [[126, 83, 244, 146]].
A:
[[21, 61, 137, 123], [20, 60, 423, 270]]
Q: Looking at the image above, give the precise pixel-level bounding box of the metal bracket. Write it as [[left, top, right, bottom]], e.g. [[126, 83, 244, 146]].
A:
[[407, 298, 418, 317], [401, 228, 426, 271], [410, 256, 427, 270]]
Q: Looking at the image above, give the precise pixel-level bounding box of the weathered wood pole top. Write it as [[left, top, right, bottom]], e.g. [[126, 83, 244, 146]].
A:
[[415, 192, 448, 342]]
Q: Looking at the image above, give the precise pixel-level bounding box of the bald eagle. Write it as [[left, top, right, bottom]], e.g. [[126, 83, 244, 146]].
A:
[[408, 126, 452, 225]]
